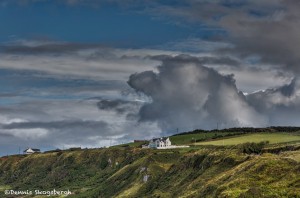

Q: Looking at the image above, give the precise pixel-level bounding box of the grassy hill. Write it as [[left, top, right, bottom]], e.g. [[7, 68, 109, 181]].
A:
[[170, 132, 243, 145], [170, 127, 300, 146], [196, 133, 300, 146], [0, 139, 300, 197]]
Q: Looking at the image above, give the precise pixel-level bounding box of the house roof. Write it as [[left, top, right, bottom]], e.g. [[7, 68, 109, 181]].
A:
[[151, 137, 170, 142], [31, 149, 40, 151]]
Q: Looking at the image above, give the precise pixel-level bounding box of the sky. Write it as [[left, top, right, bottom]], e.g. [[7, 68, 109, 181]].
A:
[[1, 0, 300, 156]]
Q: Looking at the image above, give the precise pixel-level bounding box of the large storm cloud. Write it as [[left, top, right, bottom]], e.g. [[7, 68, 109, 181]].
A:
[[128, 54, 300, 132], [128, 55, 267, 132]]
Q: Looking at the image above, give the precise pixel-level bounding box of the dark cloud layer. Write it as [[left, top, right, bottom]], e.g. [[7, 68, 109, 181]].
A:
[[97, 99, 141, 114], [219, 0, 300, 74], [0, 42, 108, 55], [146, 0, 300, 74], [1, 120, 108, 131]]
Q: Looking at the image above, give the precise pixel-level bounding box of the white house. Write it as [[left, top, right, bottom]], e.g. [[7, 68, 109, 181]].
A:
[[145, 137, 190, 149], [148, 137, 172, 148], [23, 148, 41, 154]]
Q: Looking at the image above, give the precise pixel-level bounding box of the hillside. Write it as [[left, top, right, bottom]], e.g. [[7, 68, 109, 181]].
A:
[[1, 136, 300, 197]]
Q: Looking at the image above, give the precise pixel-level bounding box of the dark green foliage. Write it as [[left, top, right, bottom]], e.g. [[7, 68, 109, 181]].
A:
[[99, 155, 109, 170], [239, 141, 269, 154], [263, 144, 300, 154]]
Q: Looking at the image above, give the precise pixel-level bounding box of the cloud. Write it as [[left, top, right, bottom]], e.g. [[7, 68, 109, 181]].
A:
[[151, 38, 232, 53], [218, 0, 300, 74], [150, 54, 240, 67], [1, 120, 109, 131], [247, 78, 299, 111], [97, 99, 142, 114], [0, 40, 174, 81], [127, 54, 300, 132], [140, 0, 300, 74], [215, 66, 293, 93], [246, 78, 300, 126], [0, 39, 291, 94], [128, 55, 267, 132], [45, 0, 287, 83], [0, 132, 14, 138], [0, 40, 109, 55], [1, 128, 49, 140], [0, 99, 161, 156]]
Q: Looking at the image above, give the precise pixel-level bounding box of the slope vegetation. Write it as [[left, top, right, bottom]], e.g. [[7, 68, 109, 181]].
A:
[[0, 144, 299, 198]]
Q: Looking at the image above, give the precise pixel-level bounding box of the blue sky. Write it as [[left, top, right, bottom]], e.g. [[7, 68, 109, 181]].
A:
[[0, 0, 300, 156], [0, 1, 208, 47]]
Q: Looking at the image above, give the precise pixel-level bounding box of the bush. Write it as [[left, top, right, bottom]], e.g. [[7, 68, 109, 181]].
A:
[[239, 141, 269, 154]]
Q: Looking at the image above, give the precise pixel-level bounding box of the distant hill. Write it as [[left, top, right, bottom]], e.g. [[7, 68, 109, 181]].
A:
[[173, 126, 300, 136]]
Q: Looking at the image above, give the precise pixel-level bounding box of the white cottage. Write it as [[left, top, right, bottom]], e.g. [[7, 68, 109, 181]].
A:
[[23, 148, 41, 154], [148, 137, 172, 148]]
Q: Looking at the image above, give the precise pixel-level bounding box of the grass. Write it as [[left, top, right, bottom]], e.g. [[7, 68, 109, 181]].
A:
[[196, 133, 300, 146], [112, 141, 148, 148], [0, 185, 10, 197], [0, 185, 10, 191], [116, 183, 143, 198], [170, 132, 240, 145], [280, 151, 300, 162]]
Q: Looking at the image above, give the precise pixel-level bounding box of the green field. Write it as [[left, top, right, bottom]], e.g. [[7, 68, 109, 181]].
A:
[[112, 141, 148, 148], [196, 133, 300, 146], [113, 132, 240, 148], [170, 132, 240, 145]]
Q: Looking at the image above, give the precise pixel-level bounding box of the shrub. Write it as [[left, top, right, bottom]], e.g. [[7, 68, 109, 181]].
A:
[[239, 141, 269, 154]]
